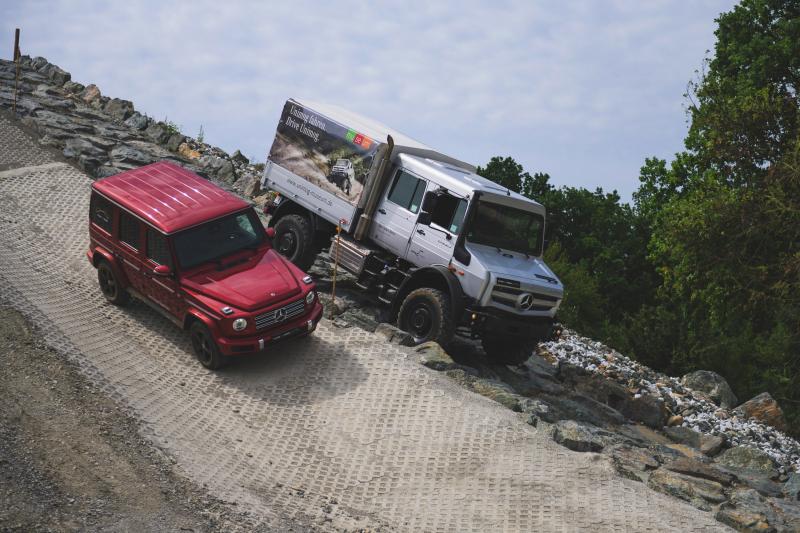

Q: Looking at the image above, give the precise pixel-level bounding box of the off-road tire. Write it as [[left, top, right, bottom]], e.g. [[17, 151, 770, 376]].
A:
[[273, 214, 317, 271], [482, 336, 535, 365], [189, 321, 225, 370], [397, 288, 455, 346], [97, 260, 130, 306]]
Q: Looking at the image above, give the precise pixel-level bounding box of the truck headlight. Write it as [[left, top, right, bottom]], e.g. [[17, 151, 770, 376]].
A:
[[232, 318, 248, 331], [305, 291, 316, 305]]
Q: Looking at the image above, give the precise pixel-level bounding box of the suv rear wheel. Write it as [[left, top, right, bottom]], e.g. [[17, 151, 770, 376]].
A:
[[397, 288, 454, 346], [273, 214, 317, 271], [482, 336, 535, 365], [189, 321, 225, 370], [97, 261, 130, 305]]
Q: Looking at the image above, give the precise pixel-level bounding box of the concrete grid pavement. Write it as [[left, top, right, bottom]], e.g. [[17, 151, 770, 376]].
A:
[[0, 115, 728, 532]]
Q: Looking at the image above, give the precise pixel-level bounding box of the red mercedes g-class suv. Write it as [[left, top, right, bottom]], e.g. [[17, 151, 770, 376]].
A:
[[86, 161, 323, 369]]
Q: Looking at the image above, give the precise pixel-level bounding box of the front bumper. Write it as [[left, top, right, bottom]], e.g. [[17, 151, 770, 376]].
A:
[[463, 306, 555, 342], [216, 301, 323, 356]]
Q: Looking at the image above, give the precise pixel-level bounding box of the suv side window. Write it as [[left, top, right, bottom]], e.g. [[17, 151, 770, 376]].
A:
[[119, 212, 140, 250], [90, 194, 114, 233], [146, 228, 172, 267], [387, 170, 426, 214]]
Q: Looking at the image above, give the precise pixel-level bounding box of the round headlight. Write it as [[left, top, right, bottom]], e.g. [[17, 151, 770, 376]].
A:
[[305, 291, 316, 305], [232, 318, 248, 331]]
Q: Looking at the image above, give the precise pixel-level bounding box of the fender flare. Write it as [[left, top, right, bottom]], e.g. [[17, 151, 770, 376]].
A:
[[90, 246, 130, 288], [182, 306, 221, 334], [391, 265, 465, 322], [267, 198, 336, 236]]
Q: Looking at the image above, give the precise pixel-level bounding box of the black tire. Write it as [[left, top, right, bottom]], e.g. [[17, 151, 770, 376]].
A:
[[482, 336, 536, 365], [273, 214, 317, 271], [189, 321, 225, 370], [397, 288, 455, 346], [97, 261, 130, 306]]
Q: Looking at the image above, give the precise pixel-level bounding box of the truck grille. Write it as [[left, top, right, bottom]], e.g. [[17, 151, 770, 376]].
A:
[[255, 299, 305, 330], [491, 278, 559, 311]]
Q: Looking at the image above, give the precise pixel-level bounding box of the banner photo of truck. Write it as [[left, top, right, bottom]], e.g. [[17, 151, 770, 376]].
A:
[[262, 98, 564, 364], [268, 100, 379, 203]]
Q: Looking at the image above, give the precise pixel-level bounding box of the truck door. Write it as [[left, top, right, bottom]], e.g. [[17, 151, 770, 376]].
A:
[[370, 169, 428, 258], [407, 193, 468, 267]]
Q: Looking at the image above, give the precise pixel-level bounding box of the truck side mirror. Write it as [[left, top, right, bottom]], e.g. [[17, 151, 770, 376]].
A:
[[421, 191, 438, 213], [417, 211, 432, 225], [266, 227, 276, 239], [153, 264, 172, 276]]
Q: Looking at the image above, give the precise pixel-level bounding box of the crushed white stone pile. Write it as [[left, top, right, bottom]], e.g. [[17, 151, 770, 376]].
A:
[[541, 330, 800, 474]]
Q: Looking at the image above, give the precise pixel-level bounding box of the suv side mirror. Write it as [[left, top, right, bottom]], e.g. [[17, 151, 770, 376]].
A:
[[266, 227, 276, 239], [153, 264, 172, 276], [421, 191, 438, 213], [417, 211, 432, 225]]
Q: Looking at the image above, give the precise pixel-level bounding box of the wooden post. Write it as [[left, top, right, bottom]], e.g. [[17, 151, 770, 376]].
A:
[[330, 222, 342, 314], [12, 28, 20, 113]]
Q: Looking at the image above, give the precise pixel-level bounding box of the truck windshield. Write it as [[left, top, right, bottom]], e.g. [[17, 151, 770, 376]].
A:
[[465, 200, 544, 256], [174, 209, 264, 270]]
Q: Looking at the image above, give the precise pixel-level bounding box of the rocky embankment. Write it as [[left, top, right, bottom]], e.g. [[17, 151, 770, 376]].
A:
[[2, 55, 799, 531]]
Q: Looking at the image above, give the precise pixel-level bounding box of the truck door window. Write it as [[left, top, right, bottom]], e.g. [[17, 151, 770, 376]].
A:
[[430, 196, 468, 234], [146, 228, 172, 267], [90, 194, 113, 233], [119, 212, 141, 250], [387, 171, 426, 214]]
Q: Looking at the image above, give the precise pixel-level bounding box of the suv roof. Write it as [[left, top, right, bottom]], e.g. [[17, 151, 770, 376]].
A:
[[92, 161, 248, 234]]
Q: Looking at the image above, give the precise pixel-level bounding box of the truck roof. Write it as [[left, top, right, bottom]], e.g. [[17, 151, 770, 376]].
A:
[[92, 161, 249, 234], [292, 98, 477, 173], [398, 154, 545, 213]]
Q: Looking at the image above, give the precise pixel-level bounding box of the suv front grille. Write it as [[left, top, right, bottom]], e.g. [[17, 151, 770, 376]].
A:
[[490, 281, 559, 312], [255, 299, 305, 330]]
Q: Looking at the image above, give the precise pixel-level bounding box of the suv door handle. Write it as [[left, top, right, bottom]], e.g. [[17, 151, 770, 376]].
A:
[[378, 208, 386, 215], [417, 229, 426, 236]]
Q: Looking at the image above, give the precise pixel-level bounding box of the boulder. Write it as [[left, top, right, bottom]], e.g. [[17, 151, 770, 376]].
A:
[[681, 370, 738, 409], [104, 98, 134, 122], [608, 445, 660, 482], [471, 379, 522, 412], [62, 81, 84, 94], [716, 488, 800, 532], [620, 394, 667, 429], [109, 145, 155, 166], [716, 446, 777, 475], [415, 341, 457, 371], [63, 138, 107, 160], [664, 426, 726, 456], [373, 323, 415, 347], [145, 122, 172, 144], [664, 457, 735, 486], [667, 414, 683, 426], [785, 473, 800, 501], [178, 142, 201, 160], [166, 133, 186, 152], [199, 155, 236, 183], [552, 420, 613, 453], [231, 149, 249, 166], [42, 63, 71, 86], [124, 112, 150, 131], [734, 392, 787, 431], [80, 84, 101, 104], [647, 468, 727, 511]]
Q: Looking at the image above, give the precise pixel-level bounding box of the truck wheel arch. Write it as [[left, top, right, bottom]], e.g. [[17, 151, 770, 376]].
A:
[[267, 198, 334, 235], [391, 266, 465, 323]]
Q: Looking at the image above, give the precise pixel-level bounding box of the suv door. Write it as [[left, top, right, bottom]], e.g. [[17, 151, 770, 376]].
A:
[[370, 168, 427, 257], [117, 211, 147, 295], [407, 193, 468, 267], [143, 226, 183, 319]]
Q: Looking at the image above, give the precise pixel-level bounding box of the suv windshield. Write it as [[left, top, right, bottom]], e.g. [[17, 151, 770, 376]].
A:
[[174, 209, 264, 270], [465, 200, 544, 256]]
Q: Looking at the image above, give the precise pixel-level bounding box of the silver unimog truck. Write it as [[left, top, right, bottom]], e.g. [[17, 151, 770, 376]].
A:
[[262, 98, 563, 363]]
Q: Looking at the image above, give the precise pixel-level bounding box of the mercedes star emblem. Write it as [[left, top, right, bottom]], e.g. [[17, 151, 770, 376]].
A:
[[275, 308, 286, 322], [517, 293, 534, 311]]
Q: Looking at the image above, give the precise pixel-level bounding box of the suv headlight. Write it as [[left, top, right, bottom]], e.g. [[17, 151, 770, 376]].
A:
[[232, 318, 248, 331], [305, 291, 316, 305]]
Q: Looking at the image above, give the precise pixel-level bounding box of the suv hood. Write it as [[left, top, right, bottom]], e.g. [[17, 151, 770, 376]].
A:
[[182, 249, 302, 311], [467, 243, 563, 293]]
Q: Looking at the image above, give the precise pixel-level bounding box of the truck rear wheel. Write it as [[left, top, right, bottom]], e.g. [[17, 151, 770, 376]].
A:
[[273, 214, 317, 271], [482, 336, 535, 365], [397, 288, 454, 346]]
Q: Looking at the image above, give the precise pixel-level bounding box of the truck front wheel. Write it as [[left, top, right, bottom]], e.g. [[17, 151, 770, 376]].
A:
[[481, 336, 535, 365], [397, 288, 455, 346], [273, 214, 317, 271]]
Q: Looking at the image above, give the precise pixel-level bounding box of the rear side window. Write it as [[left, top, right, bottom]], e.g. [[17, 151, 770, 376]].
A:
[[90, 194, 113, 233], [119, 212, 140, 250], [146, 228, 171, 267], [388, 171, 426, 213]]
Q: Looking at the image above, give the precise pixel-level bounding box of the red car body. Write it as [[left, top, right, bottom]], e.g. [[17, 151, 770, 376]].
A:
[[86, 161, 323, 369]]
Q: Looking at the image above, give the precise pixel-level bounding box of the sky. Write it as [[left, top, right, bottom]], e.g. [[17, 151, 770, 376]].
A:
[[2, 0, 738, 202]]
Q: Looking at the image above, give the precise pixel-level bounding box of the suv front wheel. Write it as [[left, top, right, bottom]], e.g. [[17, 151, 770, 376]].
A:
[[190, 321, 225, 370]]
